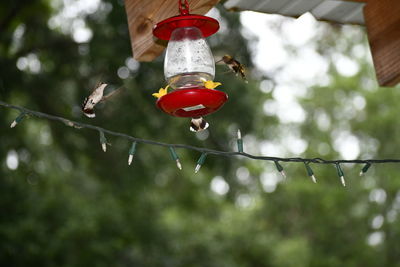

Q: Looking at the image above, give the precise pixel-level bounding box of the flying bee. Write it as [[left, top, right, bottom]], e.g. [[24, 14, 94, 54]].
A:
[[217, 55, 248, 83], [82, 82, 123, 118]]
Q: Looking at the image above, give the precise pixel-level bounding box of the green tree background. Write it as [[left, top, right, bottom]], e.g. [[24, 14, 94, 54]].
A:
[[1, 0, 400, 266]]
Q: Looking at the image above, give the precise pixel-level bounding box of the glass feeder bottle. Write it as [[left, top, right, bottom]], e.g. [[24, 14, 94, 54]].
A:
[[164, 26, 215, 90]]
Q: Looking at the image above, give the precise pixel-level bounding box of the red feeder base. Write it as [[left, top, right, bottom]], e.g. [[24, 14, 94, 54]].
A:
[[156, 88, 228, 117]]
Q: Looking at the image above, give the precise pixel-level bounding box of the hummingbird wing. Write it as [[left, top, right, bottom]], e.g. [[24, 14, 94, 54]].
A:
[[229, 60, 248, 82], [236, 64, 247, 82], [101, 87, 125, 102]]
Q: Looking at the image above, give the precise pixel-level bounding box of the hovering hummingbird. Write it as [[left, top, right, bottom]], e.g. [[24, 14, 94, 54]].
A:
[[81, 82, 122, 118], [217, 55, 248, 83], [190, 117, 209, 132]]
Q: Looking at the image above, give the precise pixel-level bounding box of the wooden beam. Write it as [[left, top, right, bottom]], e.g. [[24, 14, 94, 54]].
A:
[[364, 0, 400, 86], [125, 0, 220, 62]]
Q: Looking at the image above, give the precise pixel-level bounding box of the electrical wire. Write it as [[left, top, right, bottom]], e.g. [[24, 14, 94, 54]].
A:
[[2, 100, 400, 166]]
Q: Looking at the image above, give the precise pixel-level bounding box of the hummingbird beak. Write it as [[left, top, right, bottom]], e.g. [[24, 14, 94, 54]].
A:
[[215, 58, 223, 64]]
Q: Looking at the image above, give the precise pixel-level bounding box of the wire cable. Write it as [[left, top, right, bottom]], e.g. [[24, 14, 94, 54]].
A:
[[2, 100, 400, 166]]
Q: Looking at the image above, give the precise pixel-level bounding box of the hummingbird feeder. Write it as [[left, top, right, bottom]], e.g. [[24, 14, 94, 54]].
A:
[[152, 0, 228, 118]]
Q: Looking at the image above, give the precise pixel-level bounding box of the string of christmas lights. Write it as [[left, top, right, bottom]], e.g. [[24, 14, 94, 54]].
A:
[[2, 100, 400, 186]]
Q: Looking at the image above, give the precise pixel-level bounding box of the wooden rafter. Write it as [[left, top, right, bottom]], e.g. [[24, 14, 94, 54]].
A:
[[363, 0, 400, 86]]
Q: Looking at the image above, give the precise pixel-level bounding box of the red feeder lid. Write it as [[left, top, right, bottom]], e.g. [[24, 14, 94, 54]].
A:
[[156, 88, 228, 117], [153, 14, 219, 41]]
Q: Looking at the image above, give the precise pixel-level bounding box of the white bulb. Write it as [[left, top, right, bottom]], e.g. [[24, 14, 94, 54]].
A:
[[340, 176, 346, 187], [311, 175, 317, 183], [176, 159, 182, 170], [237, 129, 242, 139], [195, 164, 201, 173]]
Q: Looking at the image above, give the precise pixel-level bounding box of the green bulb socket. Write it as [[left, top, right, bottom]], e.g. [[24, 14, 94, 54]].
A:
[[99, 131, 107, 144], [197, 153, 207, 166], [305, 163, 314, 177], [274, 161, 284, 172], [237, 139, 243, 153], [169, 147, 179, 161], [129, 142, 137, 155]]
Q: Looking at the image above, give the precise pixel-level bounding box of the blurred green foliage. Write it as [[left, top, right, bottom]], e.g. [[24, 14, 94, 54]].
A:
[[1, 0, 400, 266]]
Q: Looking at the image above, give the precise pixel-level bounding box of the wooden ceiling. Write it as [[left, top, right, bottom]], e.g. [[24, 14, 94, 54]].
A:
[[124, 0, 400, 87]]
